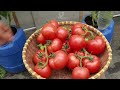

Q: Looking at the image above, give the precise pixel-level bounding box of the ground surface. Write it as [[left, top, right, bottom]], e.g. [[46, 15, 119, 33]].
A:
[[3, 17, 120, 79]]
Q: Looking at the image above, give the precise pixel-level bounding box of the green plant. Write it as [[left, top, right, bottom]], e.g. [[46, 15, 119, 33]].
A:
[[0, 11, 12, 26], [0, 66, 6, 79], [90, 11, 113, 30], [0, 11, 20, 27]]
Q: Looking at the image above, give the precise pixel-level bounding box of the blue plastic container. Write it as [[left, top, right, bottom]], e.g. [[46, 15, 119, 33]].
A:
[[82, 15, 114, 43], [0, 26, 26, 73]]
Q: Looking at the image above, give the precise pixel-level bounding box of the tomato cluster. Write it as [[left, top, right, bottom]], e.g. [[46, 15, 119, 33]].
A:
[[33, 20, 106, 79]]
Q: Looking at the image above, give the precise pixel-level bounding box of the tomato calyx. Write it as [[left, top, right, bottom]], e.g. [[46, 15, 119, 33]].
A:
[[37, 44, 45, 50], [38, 52, 43, 59], [48, 52, 56, 58], [46, 40, 52, 45]]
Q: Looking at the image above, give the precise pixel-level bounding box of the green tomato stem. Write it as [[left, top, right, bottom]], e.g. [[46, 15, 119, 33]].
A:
[[38, 45, 49, 69], [82, 48, 90, 56]]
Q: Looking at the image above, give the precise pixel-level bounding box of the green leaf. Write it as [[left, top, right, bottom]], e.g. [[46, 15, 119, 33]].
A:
[[0, 11, 12, 26]]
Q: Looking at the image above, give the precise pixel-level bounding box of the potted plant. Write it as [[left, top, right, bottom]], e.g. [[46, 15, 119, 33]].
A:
[[0, 11, 26, 73], [82, 11, 114, 43]]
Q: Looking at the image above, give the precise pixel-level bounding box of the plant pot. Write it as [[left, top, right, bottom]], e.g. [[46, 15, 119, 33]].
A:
[[82, 15, 114, 43], [0, 26, 26, 73]]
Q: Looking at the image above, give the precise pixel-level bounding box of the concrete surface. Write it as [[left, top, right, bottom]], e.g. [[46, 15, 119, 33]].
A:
[[2, 16, 120, 79], [32, 11, 80, 29]]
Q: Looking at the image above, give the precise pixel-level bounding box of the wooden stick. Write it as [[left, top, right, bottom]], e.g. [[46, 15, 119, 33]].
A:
[[12, 11, 20, 28], [79, 11, 83, 22]]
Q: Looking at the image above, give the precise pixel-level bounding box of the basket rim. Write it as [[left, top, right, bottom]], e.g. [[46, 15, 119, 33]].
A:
[[22, 21, 112, 79]]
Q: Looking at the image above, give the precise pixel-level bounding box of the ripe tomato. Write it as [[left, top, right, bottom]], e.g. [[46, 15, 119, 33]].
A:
[[33, 50, 46, 64], [69, 35, 86, 51], [72, 27, 85, 35], [71, 23, 84, 30], [67, 53, 80, 69], [49, 58, 57, 70], [48, 50, 68, 70], [56, 27, 68, 41], [72, 67, 90, 79], [41, 23, 57, 40], [82, 55, 101, 74], [34, 64, 52, 78], [86, 36, 106, 55], [47, 38, 62, 53], [76, 51, 85, 56], [37, 33, 46, 44], [49, 20, 59, 28]]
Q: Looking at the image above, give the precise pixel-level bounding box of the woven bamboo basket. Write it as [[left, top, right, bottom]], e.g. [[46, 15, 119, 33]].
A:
[[22, 21, 112, 79]]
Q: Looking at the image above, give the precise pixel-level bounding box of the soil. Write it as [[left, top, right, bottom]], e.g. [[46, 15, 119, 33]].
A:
[[85, 16, 98, 28], [11, 26, 17, 35]]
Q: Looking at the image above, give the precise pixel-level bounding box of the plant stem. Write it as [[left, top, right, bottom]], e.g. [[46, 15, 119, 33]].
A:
[[82, 48, 90, 56], [80, 57, 83, 67], [39, 45, 48, 68]]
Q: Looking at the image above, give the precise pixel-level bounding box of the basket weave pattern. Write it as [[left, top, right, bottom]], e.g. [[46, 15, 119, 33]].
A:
[[22, 21, 112, 79]]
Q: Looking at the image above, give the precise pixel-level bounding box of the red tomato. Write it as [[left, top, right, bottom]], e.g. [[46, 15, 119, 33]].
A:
[[86, 36, 106, 55], [56, 27, 68, 41], [47, 45, 53, 54], [47, 38, 63, 53], [72, 27, 85, 35], [34, 64, 52, 78], [37, 33, 46, 44], [82, 55, 101, 74], [41, 23, 57, 40], [33, 50, 46, 64], [49, 20, 59, 28], [69, 35, 86, 51], [77, 51, 85, 56], [71, 23, 84, 30], [67, 53, 80, 69], [48, 50, 68, 70], [72, 67, 90, 79], [49, 58, 57, 70]]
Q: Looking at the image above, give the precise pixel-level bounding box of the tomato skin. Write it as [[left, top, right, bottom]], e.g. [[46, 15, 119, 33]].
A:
[[47, 45, 53, 54], [56, 27, 68, 41], [49, 20, 59, 28], [37, 33, 46, 44], [77, 51, 85, 56], [67, 53, 80, 69], [47, 38, 63, 53], [34, 64, 52, 78], [69, 35, 86, 51], [71, 23, 84, 30], [86, 36, 106, 55], [48, 50, 68, 70], [48, 58, 56, 70], [72, 27, 85, 35], [41, 23, 57, 40], [82, 55, 101, 74], [72, 67, 90, 79], [33, 50, 46, 64]]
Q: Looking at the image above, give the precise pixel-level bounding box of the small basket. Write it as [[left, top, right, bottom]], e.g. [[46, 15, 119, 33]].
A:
[[22, 21, 112, 79]]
